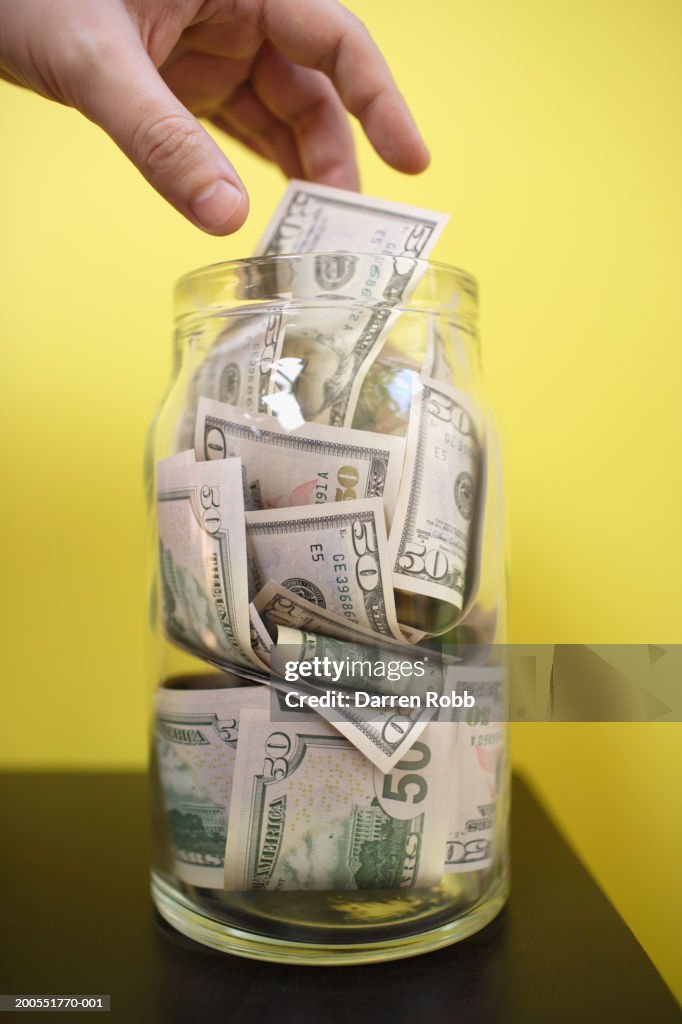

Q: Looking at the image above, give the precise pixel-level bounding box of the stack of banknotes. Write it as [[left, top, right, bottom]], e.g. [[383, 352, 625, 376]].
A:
[[154, 181, 502, 892]]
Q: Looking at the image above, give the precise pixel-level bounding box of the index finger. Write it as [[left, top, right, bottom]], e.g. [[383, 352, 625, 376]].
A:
[[261, 0, 430, 173]]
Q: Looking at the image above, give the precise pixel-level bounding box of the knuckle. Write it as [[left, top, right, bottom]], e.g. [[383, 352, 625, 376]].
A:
[[349, 11, 370, 36], [289, 96, 327, 131], [133, 113, 203, 176], [344, 9, 372, 48]]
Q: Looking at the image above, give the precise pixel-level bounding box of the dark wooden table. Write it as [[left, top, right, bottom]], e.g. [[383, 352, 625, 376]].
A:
[[0, 774, 677, 1023]]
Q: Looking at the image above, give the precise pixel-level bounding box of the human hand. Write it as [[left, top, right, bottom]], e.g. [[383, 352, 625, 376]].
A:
[[0, 0, 429, 234]]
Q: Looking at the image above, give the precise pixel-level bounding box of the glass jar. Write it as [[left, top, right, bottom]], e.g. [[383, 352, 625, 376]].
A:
[[146, 253, 508, 964]]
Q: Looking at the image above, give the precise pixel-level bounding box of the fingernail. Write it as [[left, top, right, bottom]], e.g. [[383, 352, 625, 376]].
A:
[[190, 180, 244, 233]]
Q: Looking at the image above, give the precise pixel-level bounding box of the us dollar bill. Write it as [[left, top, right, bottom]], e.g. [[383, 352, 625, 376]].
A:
[[249, 603, 272, 666], [224, 708, 453, 891], [156, 453, 263, 670], [245, 498, 404, 641], [163, 447, 196, 467], [422, 315, 474, 386], [441, 668, 504, 873], [269, 624, 440, 771], [155, 684, 270, 887], [253, 582, 451, 770], [194, 396, 405, 526], [190, 303, 288, 413], [389, 377, 481, 627], [253, 579, 411, 648], [253, 180, 449, 427], [255, 179, 448, 262], [398, 623, 427, 644], [174, 303, 287, 450]]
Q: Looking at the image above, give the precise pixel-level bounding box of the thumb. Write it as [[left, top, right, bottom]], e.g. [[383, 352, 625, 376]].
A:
[[76, 39, 248, 235]]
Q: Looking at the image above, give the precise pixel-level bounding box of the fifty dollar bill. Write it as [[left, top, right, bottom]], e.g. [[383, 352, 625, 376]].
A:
[[156, 453, 262, 670], [155, 683, 270, 887], [246, 498, 404, 641], [224, 708, 454, 891], [174, 303, 287, 450], [270, 624, 439, 772], [389, 377, 481, 629], [194, 396, 405, 525], [253, 578, 410, 648], [253, 180, 449, 427], [441, 667, 504, 874]]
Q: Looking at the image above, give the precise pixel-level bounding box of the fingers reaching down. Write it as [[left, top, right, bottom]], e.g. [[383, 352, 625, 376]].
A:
[[250, 43, 359, 190], [260, 0, 430, 174]]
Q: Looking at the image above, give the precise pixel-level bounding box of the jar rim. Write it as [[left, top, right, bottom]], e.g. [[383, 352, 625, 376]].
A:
[[174, 251, 478, 314]]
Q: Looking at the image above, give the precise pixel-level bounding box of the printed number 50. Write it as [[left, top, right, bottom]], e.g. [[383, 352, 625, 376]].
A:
[[382, 742, 430, 805]]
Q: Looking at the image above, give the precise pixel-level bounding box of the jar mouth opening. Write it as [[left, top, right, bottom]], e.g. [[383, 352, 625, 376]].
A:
[[174, 251, 478, 317]]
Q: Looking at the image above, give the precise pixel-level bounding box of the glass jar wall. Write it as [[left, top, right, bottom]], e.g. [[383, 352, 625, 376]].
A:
[[146, 253, 508, 964]]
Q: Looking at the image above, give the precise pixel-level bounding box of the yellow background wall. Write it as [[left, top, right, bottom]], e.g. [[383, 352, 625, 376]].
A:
[[1, 0, 680, 1000]]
